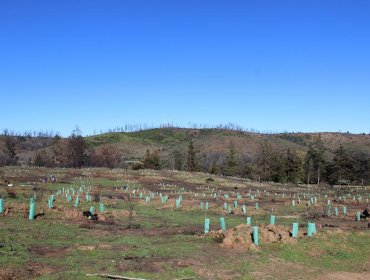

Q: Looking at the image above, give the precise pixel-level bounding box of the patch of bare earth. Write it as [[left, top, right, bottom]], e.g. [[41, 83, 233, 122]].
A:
[[252, 257, 319, 280], [0, 267, 32, 280], [317, 272, 370, 280], [29, 245, 70, 258]]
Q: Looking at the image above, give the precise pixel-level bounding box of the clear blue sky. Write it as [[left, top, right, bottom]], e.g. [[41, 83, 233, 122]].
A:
[[1, 0, 369, 136]]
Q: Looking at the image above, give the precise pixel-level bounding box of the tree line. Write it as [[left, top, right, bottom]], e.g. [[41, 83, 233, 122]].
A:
[[173, 136, 370, 186], [1, 129, 369, 186]]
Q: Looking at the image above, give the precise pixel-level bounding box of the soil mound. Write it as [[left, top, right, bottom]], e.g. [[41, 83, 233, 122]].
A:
[[209, 224, 299, 250]]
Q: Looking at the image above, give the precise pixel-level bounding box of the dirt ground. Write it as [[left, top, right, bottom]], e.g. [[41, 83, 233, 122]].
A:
[[0, 167, 369, 279]]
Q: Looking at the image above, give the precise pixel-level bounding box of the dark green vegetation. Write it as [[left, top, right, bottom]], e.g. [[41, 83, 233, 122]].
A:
[[1, 127, 370, 186], [0, 167, 369, 279]]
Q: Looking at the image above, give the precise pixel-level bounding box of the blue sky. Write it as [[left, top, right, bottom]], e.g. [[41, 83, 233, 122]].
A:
[[1, 0, 369, 136]]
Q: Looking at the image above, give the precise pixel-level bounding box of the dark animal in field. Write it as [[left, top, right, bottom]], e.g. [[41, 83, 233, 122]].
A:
[[82, 211, 98, 221], [83, 210, 92, 217], [91, 214, 98, 221], [360, 209, 369, 220], [323, 224, 335, 228]]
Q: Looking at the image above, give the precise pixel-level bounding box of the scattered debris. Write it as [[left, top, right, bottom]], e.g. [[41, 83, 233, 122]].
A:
[[86, 273, 149, 280]]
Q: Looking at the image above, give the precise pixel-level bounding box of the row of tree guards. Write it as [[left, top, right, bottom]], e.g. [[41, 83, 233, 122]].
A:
[[0, 191, 366, 223], [204, 215, 317, 246], [0, 181, 367, 225]]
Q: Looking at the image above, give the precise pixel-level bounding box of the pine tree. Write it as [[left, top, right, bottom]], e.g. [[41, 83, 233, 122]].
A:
[[223, 142, 239, 176], [256, 142, 272, 181], [144, 149, 161, 169], [313, 136, 326, 185], [3, 136, 17, 165], [209, 160, 220, 175], [328, 145, 353, 185], [173, 150, 183, 170], [270, 151, 287, 183], [62, 127, 87, 168], [34, 150, 47, 166], [187, 136, 198, 172], [353, 152, 370, 186], [304, 144, 315, 184], [286, 149, 302, 183]]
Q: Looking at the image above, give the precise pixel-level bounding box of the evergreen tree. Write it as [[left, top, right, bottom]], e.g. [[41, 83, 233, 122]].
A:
[[256, 142, 272, 181], [209, 160, 220, 175], [34, 150, 47, 166], [328, 145, 353, 185], [187, 136, 198, 172], [304, 144, 315, 184], [3, 136, 17, 165], [62, 127, 87, 168], [173, 150, 183, 170], [313, 136, 326, 185], [286, 149, 302, 183], [223, 142, 239, 176], [353, 152, 370, 186], [270, 151, 287, 183], [144, 149, 161, 169]]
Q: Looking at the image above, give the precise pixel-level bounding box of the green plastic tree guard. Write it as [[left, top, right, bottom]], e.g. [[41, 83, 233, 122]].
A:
[[29, 202, 35, 221], [204, 218, 210, 234], [242, 205, 246, 213], [292, 223, 299, 238], [48, 197, 53, 209], [253, 226, 259, 246], [343, 206, 347, 215], [0, 198, 4, 213], [307, 222, 316, 237], [356, 212, 361, 221], [219, 217, 226, 231], [74, 196, 79, 208], [90, 206, 95, 215], [246, 217, 251, 225], [270, 215, 276, 225], [255, 203, 259, 210], [99, 203, 105, 212]]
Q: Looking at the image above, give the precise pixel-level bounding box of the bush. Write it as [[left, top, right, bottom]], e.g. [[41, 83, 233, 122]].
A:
[[206, 177, 215, 183], [5, 188, 17, 198]]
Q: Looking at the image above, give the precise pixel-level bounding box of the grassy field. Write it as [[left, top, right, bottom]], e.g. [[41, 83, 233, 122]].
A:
[[0, 166, 369, 279]]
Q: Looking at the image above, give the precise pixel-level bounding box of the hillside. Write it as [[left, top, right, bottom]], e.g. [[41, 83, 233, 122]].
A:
[[2, 128, 370, 166], [85, 128, 370, 159]]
